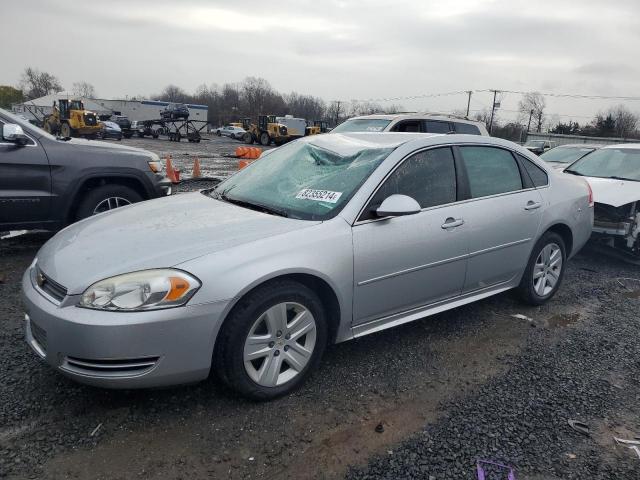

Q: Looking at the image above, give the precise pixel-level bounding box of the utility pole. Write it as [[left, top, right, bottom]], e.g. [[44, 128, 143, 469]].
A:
[[488, 90, 498, 134], [526, 109, 534, 132], [465, 90, 472, 117]]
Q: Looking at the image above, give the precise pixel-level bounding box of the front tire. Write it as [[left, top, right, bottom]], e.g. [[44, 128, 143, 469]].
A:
[[517, 231, 566, 305], [214, 280, 328, 400], [75, 184, 143, 220], [260, 132, 270, 146], [60, 122, 72, 138]]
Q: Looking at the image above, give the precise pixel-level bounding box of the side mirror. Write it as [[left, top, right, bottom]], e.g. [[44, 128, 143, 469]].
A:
[[376, 194, 421, 217], [2, 124, 28, 146]]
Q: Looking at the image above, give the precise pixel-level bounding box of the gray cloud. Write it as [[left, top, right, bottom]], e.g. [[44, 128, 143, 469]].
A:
[[2, 0, 640, 121]]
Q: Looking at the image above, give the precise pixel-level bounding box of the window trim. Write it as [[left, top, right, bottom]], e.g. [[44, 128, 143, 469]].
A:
[[514, 152, 549, 188], [353, 143, 541, 226]]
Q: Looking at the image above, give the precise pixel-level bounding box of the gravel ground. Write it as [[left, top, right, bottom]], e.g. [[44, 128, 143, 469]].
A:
[[117, 134, 272, 180], [347, 254, 640, 479]]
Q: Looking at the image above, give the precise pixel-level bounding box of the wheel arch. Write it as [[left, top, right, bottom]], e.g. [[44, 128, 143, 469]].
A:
[[545, 222, 574, 257], [65, 174, 150, 223], [214, 272, 343, 355]]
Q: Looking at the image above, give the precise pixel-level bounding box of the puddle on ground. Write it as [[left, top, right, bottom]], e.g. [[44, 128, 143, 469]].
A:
[[545, 312, 580, 328]]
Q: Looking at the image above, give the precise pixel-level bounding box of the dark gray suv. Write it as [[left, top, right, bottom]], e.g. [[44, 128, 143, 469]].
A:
[[0, 108, 171, 231]]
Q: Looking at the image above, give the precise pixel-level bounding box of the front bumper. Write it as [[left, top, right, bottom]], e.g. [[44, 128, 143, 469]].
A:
[[22, 268, 228, 388]]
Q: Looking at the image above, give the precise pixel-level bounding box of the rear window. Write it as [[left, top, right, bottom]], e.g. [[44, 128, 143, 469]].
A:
[[332, 119, 392, 133], [454, 123, 481, 135]]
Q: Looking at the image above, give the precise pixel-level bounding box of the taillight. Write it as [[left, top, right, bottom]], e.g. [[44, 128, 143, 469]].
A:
[[584, 180, 594, 207]]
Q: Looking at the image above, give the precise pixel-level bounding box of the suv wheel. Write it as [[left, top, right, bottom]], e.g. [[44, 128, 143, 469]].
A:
[[517, 231, 566, 305], [75, 184, 143, 220], [214, 280, 327, 400]]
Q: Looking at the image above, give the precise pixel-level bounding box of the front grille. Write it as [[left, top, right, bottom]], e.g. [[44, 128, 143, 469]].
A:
[[31, 320, 47, 350], [63, 356, 160, 377], [83, 113, 97, 126], [35, 267, 67, 303]]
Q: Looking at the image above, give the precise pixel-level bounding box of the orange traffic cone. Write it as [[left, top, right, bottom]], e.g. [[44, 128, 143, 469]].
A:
[[192, 157, 201, 178], [165, 155, 178, 183], [238, 159, 256, 170]]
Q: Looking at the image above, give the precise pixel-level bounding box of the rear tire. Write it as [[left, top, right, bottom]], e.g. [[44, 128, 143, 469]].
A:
[[75, 184, 143, 220], [214, 280, 327, 401], [517, 231, 566, 305], [243, 132, 254, 144]]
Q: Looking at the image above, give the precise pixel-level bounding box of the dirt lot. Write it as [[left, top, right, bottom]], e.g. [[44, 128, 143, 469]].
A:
[[119, 134, 272, 180], [1, 136, 639, 479]]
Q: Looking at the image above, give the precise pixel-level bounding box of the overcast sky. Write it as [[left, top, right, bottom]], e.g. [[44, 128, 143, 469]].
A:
[[3, 0, 640, 123]]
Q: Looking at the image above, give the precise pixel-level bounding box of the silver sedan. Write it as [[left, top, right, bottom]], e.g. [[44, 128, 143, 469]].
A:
[[23, 133, 593, 399]]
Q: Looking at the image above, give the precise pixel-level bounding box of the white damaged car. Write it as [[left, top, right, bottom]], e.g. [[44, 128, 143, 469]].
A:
[[564, 144, 640, 255]]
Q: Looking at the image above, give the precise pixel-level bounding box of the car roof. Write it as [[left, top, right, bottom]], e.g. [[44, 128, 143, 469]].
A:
[[302, 132, 512, 156], [554, 143, 603, 149], [346, 112, 483, 125], [601, 143, 640, 150]]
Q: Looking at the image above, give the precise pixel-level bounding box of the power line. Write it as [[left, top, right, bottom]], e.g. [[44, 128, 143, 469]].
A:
[[347, 88, 640, 104], [478, 89, 640, 101]]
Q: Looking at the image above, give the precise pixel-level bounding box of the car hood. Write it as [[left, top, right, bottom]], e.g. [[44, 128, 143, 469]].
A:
[[584, 176, 640, 207], [36, 192, 319, 294], [64, 138, 155, 157]]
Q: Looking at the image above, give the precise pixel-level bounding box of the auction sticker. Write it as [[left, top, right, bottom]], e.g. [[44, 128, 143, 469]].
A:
[[296, 188, 343, 203]]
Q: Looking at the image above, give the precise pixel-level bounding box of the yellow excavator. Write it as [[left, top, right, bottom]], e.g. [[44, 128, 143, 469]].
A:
[[43, 99, 102, 138]]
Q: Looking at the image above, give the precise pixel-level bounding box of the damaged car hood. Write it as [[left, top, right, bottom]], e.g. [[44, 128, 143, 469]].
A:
[[585, 176, 640, 207], [35, 192, 319, 294]]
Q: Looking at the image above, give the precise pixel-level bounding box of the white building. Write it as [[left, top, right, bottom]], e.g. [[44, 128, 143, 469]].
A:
[[13, 94, 208, 123]]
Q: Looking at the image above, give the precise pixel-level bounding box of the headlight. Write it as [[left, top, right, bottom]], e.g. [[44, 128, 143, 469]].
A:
[[78, 269, 200, 311], [148, 160, 163, 173]]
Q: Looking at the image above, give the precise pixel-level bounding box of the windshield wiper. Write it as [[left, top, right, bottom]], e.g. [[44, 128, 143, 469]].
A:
[[607, 175, 639, 182], [563, 169, 583, 176], [219, 195, 289, 218]]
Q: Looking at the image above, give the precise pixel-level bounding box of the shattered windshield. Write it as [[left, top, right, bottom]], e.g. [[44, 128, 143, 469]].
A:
[[540, 146, 595, 164], [211, 140, 394, 220], [567, 148, 640, 181]]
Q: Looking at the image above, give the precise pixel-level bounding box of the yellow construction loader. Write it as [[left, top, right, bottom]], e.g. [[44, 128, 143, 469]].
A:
[[243, 115, 296, 146], [43, 99, 102, 138], [305, 120, 329, 136]]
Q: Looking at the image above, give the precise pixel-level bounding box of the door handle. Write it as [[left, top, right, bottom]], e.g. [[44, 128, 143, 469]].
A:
[[441, 217, 464, 229], [524, 201, 542, 211]]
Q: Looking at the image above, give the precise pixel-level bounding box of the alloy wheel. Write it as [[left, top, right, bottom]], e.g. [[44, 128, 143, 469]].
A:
[[93, 196, 132, 214], [533, 242, 562, 296], [243, 302, 317, 387]]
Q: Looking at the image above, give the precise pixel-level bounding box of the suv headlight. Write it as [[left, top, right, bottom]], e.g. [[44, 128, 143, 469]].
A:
[[78, 269, 200, 311]]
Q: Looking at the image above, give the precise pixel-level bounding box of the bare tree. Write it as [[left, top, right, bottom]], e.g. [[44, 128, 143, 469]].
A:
[[19, 67, 63, 99], [518, 92, 546, 132], [609, 104, 638, 138], [158, 84, 188, 103], [326, 100, 344, 126], [72, 81, 96, 98]]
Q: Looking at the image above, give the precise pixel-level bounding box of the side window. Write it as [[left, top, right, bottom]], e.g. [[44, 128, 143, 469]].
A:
[[424, 120, 452, 133], [517, 154, 549, 187], [362, 147, 457, 220], [390, 120, 421, 132], [454, 123, 481, 135], [459, 146, 523, 198]]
